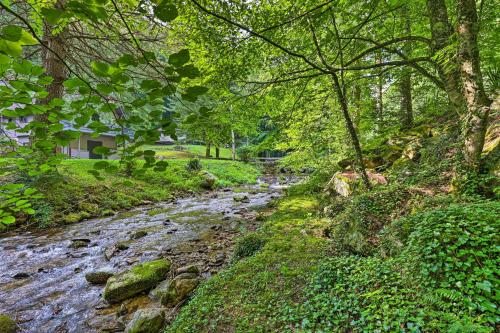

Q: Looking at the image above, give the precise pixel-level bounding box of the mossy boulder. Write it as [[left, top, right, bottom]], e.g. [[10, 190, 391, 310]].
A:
[[326, 171, 388, 197], [104, 259, 171, 304], [0, 314, 16, 333], [160, 273, 199, 307], [199, 170, 218, 190], [124, 308, 165, 333]]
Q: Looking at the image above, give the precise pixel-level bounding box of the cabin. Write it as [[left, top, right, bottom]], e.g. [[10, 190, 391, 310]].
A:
[[1, 116, 120, 159]]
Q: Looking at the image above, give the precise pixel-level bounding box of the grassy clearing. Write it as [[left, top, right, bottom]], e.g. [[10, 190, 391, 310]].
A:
[[145, 144, 234, 159], [7, 158, 260, 228]]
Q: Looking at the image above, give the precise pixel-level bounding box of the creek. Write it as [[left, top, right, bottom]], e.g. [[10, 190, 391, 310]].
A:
[[0, 177, 291, 332]]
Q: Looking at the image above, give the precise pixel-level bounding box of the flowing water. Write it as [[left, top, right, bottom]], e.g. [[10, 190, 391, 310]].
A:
[[0, 177, 290, 332]]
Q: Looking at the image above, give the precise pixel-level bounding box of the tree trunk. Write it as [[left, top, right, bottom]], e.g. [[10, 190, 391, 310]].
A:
[[231, 129, 236, 161], [457, 0, 491, 169], [331, 73, 371, 189], [427, 0, 466, 115], [39, 0, 68, 113], [205, 141, 211, 158], [215, 146, 220, 159], [31, 0, 67, 152], [400, 5, 413, 129], [352, 84, 361, 130], [376, 51, 384, 130]]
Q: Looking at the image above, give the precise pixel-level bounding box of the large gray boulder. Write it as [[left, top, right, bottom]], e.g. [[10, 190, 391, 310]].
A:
[[124, 308, 165, 333], [103, 259, 171, 304]]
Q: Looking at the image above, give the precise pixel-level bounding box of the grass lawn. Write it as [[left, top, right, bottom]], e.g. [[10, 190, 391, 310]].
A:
[[145, 144, 234, 159], [2, 158, 260, 228]]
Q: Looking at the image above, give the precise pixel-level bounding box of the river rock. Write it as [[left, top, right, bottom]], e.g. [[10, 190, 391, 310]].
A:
[[160, 273, 199, 307], [116, 240, 132, 251], [69, 239, 90, 249], [130, 230, 148, 240], [176, 264, 200, 275], [148, 279, 170, 301], [103, 259, 171, 304], [124, 308, 165, 333], [233, 195, 249, 203], [0, 314, 16, 333], [85, 271, 114, 284]]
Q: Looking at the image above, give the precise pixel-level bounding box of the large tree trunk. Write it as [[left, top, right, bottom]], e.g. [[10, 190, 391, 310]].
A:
[[427, 0, 466, 115], [205, 141, 211, 158], [215, 146, 220, 159], [31, 0, 67, 152], [331, 73, 371, 189], [400, 5, 413, 129], [457, 0, 491, 169], [39, 0, 68, 113]]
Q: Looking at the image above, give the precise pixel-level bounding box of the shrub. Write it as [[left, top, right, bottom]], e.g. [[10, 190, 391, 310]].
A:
[[185, 158, 202, 172], [237, 146, 253, 162], [232, 232, 266, 261]]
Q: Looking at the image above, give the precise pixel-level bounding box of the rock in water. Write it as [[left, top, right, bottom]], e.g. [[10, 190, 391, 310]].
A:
[[69, 239, 90, 249], [0, 314, 17, 333], [125, 308, 165, 333], [130, 230, 148, 240], [233, 195, 249, 203], [85, 271, 114, 285], [103, 259, 171, 304], [160, 273, 199, 307]]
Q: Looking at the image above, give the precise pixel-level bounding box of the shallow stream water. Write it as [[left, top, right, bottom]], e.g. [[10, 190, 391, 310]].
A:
[[0, 177, 291, 332]]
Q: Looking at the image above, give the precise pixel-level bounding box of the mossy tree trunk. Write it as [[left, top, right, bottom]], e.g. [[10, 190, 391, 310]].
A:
[[456, 0, 492, 169]]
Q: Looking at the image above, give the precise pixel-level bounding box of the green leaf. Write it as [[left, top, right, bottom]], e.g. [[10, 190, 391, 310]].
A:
[[186, 85, 209, 96], [40, 7, 65, 25], [169, 49, 190, 67], [154, 0, 178, 23], [177, 64, 200, 78], [93, 146, 111, 155], [1, 25, 22, 42], [1, 215, 16, 225]]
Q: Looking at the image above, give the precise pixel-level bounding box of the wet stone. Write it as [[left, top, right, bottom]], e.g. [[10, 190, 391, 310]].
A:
[[12, 272, 30, 279], [85, 271, 114, 285], [125, 308, 165, 333]]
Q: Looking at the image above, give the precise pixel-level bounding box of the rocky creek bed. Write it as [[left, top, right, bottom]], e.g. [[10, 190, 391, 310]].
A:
[[0, 177, 291, 332]]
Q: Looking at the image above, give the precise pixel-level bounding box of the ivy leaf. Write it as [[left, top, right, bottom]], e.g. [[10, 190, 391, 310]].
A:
[[168, 49, 190, 67], [1, 215, 16, 225], [153, 0, 178, 23]]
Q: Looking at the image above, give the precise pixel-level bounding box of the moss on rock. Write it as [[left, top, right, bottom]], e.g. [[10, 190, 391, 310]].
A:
[[0, 314, 16, 333], [104, 259, 171, 304]]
